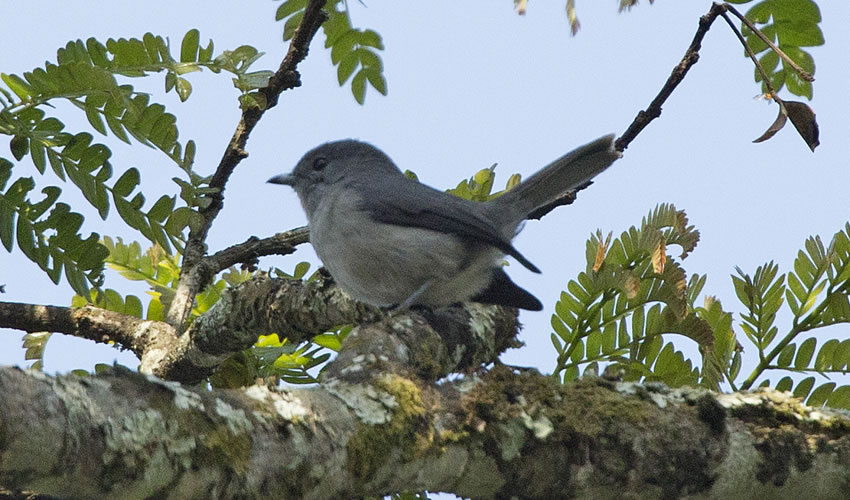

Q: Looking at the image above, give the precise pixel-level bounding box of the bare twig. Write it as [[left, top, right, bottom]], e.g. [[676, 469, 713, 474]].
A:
[[524, 181, 588, 221], [615, 2, 811, 153], [718, 9, 777, 96], [167, 0, 327, 331], [207, 227, 310, 272], [616, 3, 725, 152], [165, 227, 311, 328]]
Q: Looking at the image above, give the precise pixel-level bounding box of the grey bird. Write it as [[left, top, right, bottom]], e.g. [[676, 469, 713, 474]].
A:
[[268, 135, 620, 311]]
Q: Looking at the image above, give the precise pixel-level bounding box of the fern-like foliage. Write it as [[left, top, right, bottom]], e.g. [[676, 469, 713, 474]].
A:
[[735, 224, 850, 408], [558, 206, 850, 410], [96, 236, 180, 318], [0, 30, 272, 294], [735, 0, 824, 99], [275, 0, 388, 104], [0, 158, 107, 297], [551, 204, 731, 389]]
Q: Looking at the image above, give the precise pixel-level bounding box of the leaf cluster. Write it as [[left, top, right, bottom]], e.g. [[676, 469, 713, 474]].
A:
[[0, 158, 108, 297], [734, 226, 850, 408], [0, 30, 274, 295], [444, 164, 521, 203], [276, 0, 388, 104], [729, 0, 823, 99], [3, 19, 374, 376], [557, 205, 850, 411], [550, 204, 733, 389], [208, 328, 348, 388]]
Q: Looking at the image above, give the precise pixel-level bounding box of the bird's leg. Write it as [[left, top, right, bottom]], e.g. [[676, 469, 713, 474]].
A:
[[395, 280, 433, 310]]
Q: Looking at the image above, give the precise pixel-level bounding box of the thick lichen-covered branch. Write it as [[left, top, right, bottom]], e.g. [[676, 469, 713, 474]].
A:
[[0, 272, 524, 385], [150, 274, 522, 383], [2, 365, 848, 499]]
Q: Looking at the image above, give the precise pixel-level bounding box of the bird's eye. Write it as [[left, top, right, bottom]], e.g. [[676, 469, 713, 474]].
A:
[[312, 156, 328, 171]]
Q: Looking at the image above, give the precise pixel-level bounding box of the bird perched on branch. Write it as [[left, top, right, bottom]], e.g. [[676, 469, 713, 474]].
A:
[[269, 135, 620, 311]]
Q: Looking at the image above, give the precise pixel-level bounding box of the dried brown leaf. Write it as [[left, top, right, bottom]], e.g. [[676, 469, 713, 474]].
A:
[[514, 0, 527, 15], [785, 100, 820, 152], [753, 100, 788, 144], [567, 0, 580, 35], [753, 98, 819, 152], [623, 273, 640, 300], [652, 239, 666, 274], [593, 230, 613, 272]]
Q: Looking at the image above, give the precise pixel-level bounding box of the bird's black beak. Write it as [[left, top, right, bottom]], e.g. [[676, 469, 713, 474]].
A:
[[267, 174, 296, 186]]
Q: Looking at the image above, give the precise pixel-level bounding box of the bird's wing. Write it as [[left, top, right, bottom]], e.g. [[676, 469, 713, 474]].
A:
[[359, 177, 540, 273]]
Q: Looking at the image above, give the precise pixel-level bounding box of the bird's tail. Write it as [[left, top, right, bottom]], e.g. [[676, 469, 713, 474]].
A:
[[491, 135, 620, 224]]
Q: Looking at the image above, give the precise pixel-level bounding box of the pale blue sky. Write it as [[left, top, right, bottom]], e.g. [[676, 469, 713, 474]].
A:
[[1, 1, 848, 391]]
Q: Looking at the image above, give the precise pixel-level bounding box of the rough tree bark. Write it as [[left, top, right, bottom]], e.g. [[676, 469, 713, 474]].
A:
[[2, 277, 850, 498], [2, 327, 849, 499], [1, 3, 841, 499]]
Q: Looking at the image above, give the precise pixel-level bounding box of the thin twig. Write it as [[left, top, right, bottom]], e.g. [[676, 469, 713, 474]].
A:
[[207, 227, 310, 271], [615, 1, 812, 153], [718, 10, 777, 96], [174, 227, 311, 305], [166, 0, 327, 331], [723, 3, 815, 83], [525, 181, 588, 220], [615, 3, 725, 152]]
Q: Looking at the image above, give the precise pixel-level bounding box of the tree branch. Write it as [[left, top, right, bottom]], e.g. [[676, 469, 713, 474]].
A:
[[3, 366, 848, 499], [524, 180, 589, 221], [207, 227, 310, 273], [615, 2, 817, 154], [167, 0, 328, 331], [0, 301, 175, 359], [150, 275, 522, 383], [151, 227, 311, 346], [1, 272, 523, 385], [538, 2, 778, 220], [615, 3, 725, 152], [718, 9, 777, 97]]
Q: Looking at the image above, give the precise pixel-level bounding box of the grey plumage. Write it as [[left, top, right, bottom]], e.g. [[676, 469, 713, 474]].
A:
[[268, 135, 620, 310]]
